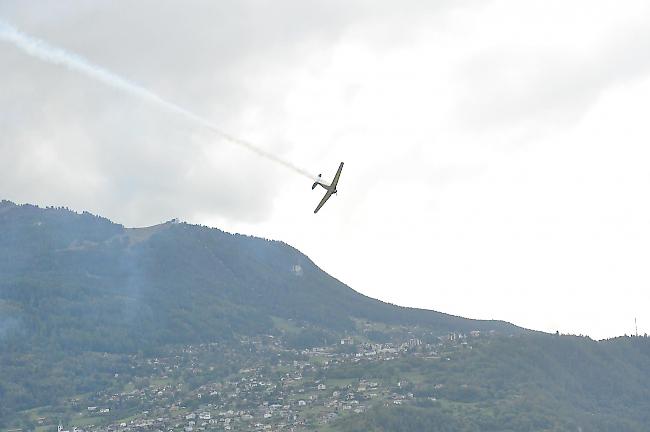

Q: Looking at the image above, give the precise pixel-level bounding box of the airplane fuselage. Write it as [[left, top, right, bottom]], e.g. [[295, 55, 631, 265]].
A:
[[316, 181, 336, 194], [312, 162, 343, 213]]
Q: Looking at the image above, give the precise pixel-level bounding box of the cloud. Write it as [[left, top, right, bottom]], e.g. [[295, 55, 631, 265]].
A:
[[0, 1, 353, 225], [453, 1, 650, 133], [0, 0, 471, 225]]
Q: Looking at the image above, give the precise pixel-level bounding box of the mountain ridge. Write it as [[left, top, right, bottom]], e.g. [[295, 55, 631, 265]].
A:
[[0, 198, 523, 420], [0, 198, 525, 352]]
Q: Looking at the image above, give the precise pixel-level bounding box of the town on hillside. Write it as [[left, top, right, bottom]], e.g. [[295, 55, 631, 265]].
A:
[[17, 326, 494, 432]]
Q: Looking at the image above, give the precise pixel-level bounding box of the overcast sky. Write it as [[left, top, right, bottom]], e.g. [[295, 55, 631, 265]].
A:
[[1, 1, 649, 339]]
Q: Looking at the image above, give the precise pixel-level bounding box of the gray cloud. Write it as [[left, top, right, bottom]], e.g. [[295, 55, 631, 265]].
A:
[[0, 0, 467, 225], [2, 1, 649, 227], [0, 1, 347, 224], [455, 14, 650, 133]]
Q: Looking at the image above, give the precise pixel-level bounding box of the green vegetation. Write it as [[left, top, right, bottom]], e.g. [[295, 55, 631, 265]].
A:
[[2, 200, 650, 430], [332, 335, 650, 431], [0, 200, 519, 422]]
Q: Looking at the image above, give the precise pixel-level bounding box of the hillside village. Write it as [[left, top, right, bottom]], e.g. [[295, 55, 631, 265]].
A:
[[23, 329, 491, 432]]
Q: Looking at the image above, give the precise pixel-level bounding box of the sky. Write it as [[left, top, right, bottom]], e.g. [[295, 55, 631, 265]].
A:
[[1, 0, 649, 339]]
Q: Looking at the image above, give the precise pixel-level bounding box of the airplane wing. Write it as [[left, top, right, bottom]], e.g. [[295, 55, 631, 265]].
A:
[[330, 162, 344, 189], [314, 190, 334, 214]]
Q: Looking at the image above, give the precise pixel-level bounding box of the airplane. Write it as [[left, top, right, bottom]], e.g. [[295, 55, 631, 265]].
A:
[[312, 162, 344, 213]]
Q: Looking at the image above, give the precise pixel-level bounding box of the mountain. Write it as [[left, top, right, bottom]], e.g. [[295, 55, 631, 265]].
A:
[[0, 199, 521, 353], [0, 199, 520, 420], [2, 200, 650, 431]]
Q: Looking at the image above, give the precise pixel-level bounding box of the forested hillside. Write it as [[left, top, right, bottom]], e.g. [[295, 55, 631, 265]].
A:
[[0, 200, 520, 350], [0, 200, 519, 419], [332, 335, 650, 431], [1, 201, 650, 430]]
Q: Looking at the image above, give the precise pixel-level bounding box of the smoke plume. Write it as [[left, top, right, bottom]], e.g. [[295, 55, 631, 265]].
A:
[[0, 20, 316, 180]]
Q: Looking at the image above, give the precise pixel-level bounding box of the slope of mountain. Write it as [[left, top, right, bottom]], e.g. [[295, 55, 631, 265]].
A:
[[332, 334, 650, 432], [1, 200, 650, 430], [0, 199, 522, 354], [0, 200, 525, 419]]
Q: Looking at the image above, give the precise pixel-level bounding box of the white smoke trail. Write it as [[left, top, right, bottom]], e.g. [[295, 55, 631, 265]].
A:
[[0, 20, 316, 180]]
